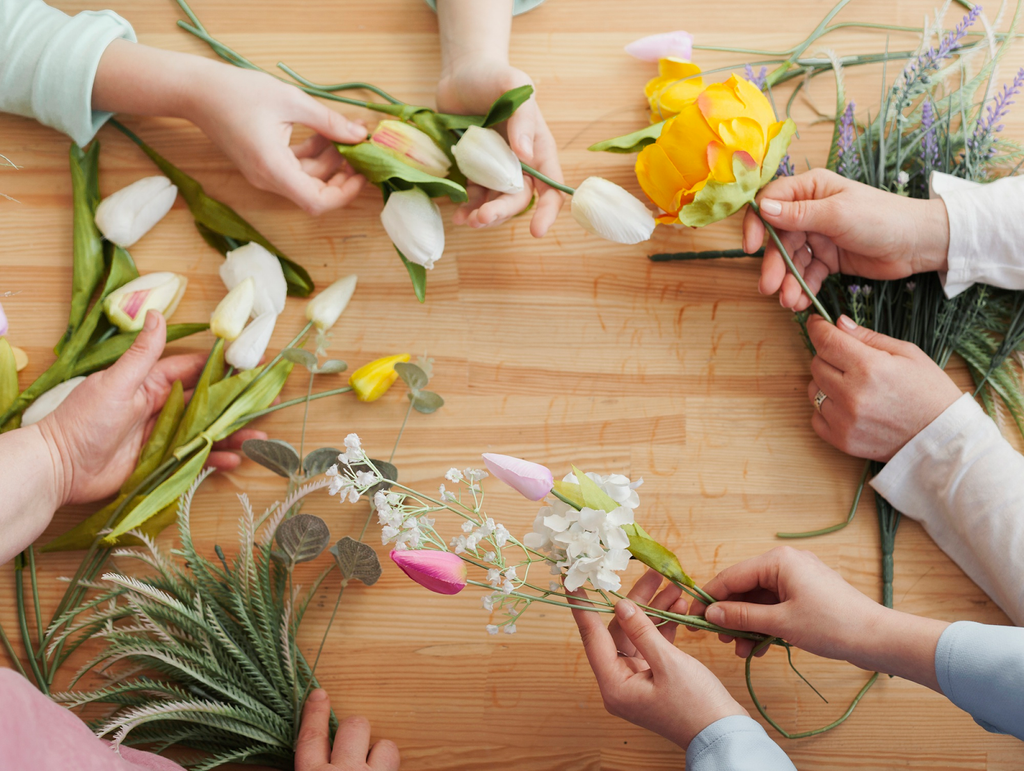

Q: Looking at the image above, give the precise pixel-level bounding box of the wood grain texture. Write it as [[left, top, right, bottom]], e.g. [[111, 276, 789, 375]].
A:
[[2, 0, 1023, 768]]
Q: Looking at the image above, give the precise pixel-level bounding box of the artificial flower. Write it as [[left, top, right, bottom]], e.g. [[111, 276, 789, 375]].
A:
[[379, 189, 445, 269], [0, 299, 7, 336], [371, 120, 452, 177], [21, 376, 86, 426], [11, 345, 28, 372], [644, 58, 704, 121], [636, 74, 796, 227], [349, 353, 410, 402], [94, 176, 178, 247], [452, 126, 525, 194], [305, 274, 358, 331], [482, 453, 553, 500], [564, 549, 631, 592], [571, 177, 656, 244], [210, 277, 254, 341], [564, 471, 643, 509], [225, 311, 277, 371], [102, 272, 187, 332], [219, 242, 287, 318], [390, 549, 467, 595], [625, 31, 694, 63]]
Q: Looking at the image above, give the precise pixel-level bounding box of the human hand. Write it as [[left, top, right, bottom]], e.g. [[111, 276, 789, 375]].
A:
[[34, 311, 266, 508], [569, 570, 748, 749], [295, 689, 400, 771], [741, 169, 950, 310], [803, 314, 962, 461]]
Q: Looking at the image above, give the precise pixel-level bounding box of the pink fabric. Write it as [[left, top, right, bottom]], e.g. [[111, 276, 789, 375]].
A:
[[0, 668, 186, 770]]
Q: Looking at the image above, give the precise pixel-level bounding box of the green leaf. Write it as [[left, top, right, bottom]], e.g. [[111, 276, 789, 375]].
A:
[[679, 152, 762, 228], [339, 458, 398, 496], [314, 359, 347, 375], [168, 339, 225, 453], [394, 362, 427, 392], [70, 323, 209, 378], [409, 112, 466, 188], [329, 536, 382, 586], [282, 348, 318, 371], [0, 339, 20, 431], [204, 359, 294, 444], [274, 514, 331, 565], [242, 438, 300, 478], [571, 466, 621, 513], [552, 480, 585, 509], [397, 248, 427, 303], [589, 122, 665, 154], [410, 390, 444, 414], [760, 119, 798, 188], [111, 120, 314, 297], [481, 84, 535, 127], [622, 527, 695, 587], [334, 142, 468, 203], [302, 447, 342, 478], [130, 380, 186, 490]]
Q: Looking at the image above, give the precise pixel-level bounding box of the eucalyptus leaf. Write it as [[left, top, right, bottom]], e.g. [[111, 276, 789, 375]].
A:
[[302, 447, 343, 478], [394, 362, 427, 392], [275, 514, 331, 565], [410, 390, 444, 414], [329, 537, 382, 586], [397, 248, 427, 304], [282, 348, 318, 371], [588, 122, 665, 154], [242, 438, 301, 478], [314, 359, 347, 375], [334, 142, 468, 203]]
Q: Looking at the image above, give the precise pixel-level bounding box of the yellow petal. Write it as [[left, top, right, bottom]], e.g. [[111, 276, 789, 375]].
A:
[[732, 75, 777, 136], [12, 345, 28, 372], [659, 104, 719, 188], [696, 81, 748, 131], [636, 142, 688, 215], [706, 142, 736, 183], [658, 58, 702, 81], [645, 59, 703, 121], [716, 117, 767, 164]]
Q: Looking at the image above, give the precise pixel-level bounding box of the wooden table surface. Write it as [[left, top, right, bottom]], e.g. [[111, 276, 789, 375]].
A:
[[2, 1, 1023, 769]]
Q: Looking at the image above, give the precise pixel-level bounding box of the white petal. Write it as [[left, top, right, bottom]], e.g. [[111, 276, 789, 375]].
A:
[[94, 176, 178, 247], [225, 312, 277, 370], [220, 243, 287, 317], [380, 188, 445, 269], [452, 126, 524, 194], [22, 376, 88, 426], [210, 277, 255, 341], [305, 274, 357, 331], [571, 177, 656, 245]]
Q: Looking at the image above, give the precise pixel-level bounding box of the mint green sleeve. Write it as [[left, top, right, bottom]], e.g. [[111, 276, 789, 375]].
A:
[[0, 0, 136, 146], [422, 0, 548, 15]]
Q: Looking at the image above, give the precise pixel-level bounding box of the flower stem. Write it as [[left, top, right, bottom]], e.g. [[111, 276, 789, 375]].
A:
[[301, 581, 346, 706], [776, 459, 871, 538], [298, 371, 315, 463], [750, 200, 833, 324], [0, 617, 28, 680], [649, 247, 764, 262], [276, 63, 402, 104], [520, 162, 575, 195], [389, 400, 414, 465], [14, 555, 46, 692], [228, 386, 353, 430]]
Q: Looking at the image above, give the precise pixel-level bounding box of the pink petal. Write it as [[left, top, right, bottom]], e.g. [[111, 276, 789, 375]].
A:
[[625, 31, 694, 62], [482, 452, 554, 501], [0, 300, 7, 337], [390, 549, 467, 595]]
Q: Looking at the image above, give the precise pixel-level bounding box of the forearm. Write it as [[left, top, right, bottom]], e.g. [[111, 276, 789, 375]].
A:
[[846, 606, 949, 692], [0, 426, 64, 564], [436, 0, 513, 73]]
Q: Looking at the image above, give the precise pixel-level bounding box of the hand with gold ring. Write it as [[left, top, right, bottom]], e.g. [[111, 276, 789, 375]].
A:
[[805, 314, 963, 461]]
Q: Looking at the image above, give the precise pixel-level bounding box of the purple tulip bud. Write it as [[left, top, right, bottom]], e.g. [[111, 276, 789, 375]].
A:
[[482, 453, 554, 501], [390, 549, 468, 595]]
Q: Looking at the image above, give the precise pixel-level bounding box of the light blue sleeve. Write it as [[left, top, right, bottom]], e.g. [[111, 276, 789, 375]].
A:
[[422, 0, 548, 16], [0, 0, 136, 146], [686, 715, 797, 771], [936, 620, 1024, 739]]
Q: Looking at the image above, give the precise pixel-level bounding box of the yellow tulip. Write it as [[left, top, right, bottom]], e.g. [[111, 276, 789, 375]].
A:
[[644, 58, 703, 122], [635, 74, 796, 227], [349, 353, 410, 402]]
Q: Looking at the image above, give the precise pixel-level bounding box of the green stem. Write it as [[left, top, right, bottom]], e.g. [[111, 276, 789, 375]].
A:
[[298, 371, 315, 463], [649, 248, 764, 262], [300, 581, 346, 705], [777, 459, 871, 538], [276, 63, 402, 104], [227, 386, 353, 430], [0, 617, 29, 680], [389, 400, 414, 465], [520, 162, 575, 195], [27, 546, 45, 679], [14, 556, 46, 693]]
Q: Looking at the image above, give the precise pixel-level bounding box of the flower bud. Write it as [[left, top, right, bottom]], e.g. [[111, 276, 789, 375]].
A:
[[349, 353, 410, 402], [22, 376, 87, 426], [452, 125, 524, 194], [571, 177, 656, 245], [390, 549, 467, 595], [103, 272, 187, 332], [380, 189, 444, 269], [482, 453, 553, 501], [306, 274, 358, 331], [94, 176, 178, 247], [225, 312, 277, 371], [0, 299, 7, 336], [210, 277, 255, 341], [371, 120, 451, 177], [219, 242, 287, 318], [624, 31, 694, 62]]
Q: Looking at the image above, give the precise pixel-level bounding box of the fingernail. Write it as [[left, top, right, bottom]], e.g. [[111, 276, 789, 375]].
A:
[[705, 605, 723, 624], [761, 198, 782, 215], [838, 314, 857, 331], [615, 600, 635, 620], [308, 688, 327, 702], [143, 310, 158, 331]]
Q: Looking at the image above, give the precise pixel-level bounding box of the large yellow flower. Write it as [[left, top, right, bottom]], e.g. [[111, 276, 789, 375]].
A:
[[644, 58, 703, 122], [635, 74, 796, 227]]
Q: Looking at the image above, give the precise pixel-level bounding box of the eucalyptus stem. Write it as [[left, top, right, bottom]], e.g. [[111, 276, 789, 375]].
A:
[[301, 581, 346, 706], [777, 459, 871, 538], [228, 386, 353, 429], [389, 400, 415, 465], [298, 371, 315, 463]]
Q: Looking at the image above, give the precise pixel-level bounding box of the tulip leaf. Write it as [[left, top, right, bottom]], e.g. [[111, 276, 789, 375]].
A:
[[204, 359, 294, 443], [282, 348, 318, 371], [395, 362, 428, 392], [410, 390, 444, 414], [0, 339, 20, 432], [409, 112, 467, 188], [168, 340, 225, 453], [588, 122, 665, 154], [302, 447, 342, 478], [552, 480, 585, 509], [330, 536, 382, 586], [274, 514, 331, 566], [334, 142, 468, 203], [678, 151, 763, 228], [571, 467, 622, 513], [622, 526, 695, 587], [760, 119, 798, 188], [481, 84, 535, 128], [70, 323, 210, 378], [314, 359, 347, 375], [396, 248, 427, 304], [111, 120, 314, 297], [242, 438, 300, 478]]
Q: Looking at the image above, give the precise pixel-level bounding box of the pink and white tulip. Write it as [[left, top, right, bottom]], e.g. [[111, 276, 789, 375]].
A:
[[482, 453, 554, 501], [390, 549, 467, 595]]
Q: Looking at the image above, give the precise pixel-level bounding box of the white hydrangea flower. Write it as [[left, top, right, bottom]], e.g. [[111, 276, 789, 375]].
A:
[[341, 433, 365, 465], [563, 471, 643, 510], [563, 549, 631, 592], [445, 468, 464, 483]]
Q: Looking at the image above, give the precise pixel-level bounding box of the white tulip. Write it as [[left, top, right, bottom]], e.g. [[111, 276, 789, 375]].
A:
[[225, 312, 277, 371], [371, 120, 451, 178], [103, 272, 187, 332], [570, 177, 656, 245], [94, 176, 178, 247], [219, 243, 287, 318], [452, 125, 524, 194], [22, 376, 87, 426], [306, 274, 358, 331], [380, 188, 445, 269], [210, 277, 255, 341]]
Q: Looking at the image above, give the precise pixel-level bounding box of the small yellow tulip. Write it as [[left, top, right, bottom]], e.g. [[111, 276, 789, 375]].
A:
[[644, 58, 703, 122], [349, 353, 410, 402]]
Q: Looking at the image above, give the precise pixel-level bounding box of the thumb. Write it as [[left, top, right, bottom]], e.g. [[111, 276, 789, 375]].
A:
[[758, 195, 837, 237], [296, 96, 367, 144], [107, 311, 166, 398], [705, 600, 786, 638], [836, 314, 915, 356], [614, 599, 674, 672]]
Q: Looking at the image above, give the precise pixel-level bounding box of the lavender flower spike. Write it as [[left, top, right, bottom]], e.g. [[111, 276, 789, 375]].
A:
[[837, 102, 860, 179], [744, 64, 768, 90], [921, 98, 940, 169]]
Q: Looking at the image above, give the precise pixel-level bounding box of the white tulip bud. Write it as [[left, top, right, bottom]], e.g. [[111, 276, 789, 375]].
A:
[[570, 177, 656, 245], [210, 277, 255, 341], [371, 120, 452, 178], [103, 272, 187, 332], [219, 243, 287, 318], [452, 125, 524, 194], [380, 188, 445, 269], [225, 312, 277, 371], [22, 376, 87, 426], [306, 274, 358, 331], [94, 176, 178, 247]]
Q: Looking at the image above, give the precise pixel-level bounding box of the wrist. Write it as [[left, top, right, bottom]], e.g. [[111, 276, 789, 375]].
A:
[[845, 605, 948, 691], [29, 421, 72, 511], [909, 197, 951, 274], [671, 695, 749, 749]]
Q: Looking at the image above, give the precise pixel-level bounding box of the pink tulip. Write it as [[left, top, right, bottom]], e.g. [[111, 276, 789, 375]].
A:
[[390, 549, 467, 595], [0, 300, 7, 336], [482, 452, 554, 501], [625, 31, 694, 62]]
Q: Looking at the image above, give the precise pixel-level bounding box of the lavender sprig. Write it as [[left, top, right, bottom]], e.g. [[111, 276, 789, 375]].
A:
[[968, 67, 1024, 159], [921, 98, 940, 170], [907, 6, 982, 79], [837, 102, 860, 179], [744, 64, 769, 90]]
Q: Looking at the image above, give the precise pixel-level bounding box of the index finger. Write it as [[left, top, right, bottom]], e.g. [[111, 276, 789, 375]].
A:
[[568, 588, 621, 684]]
